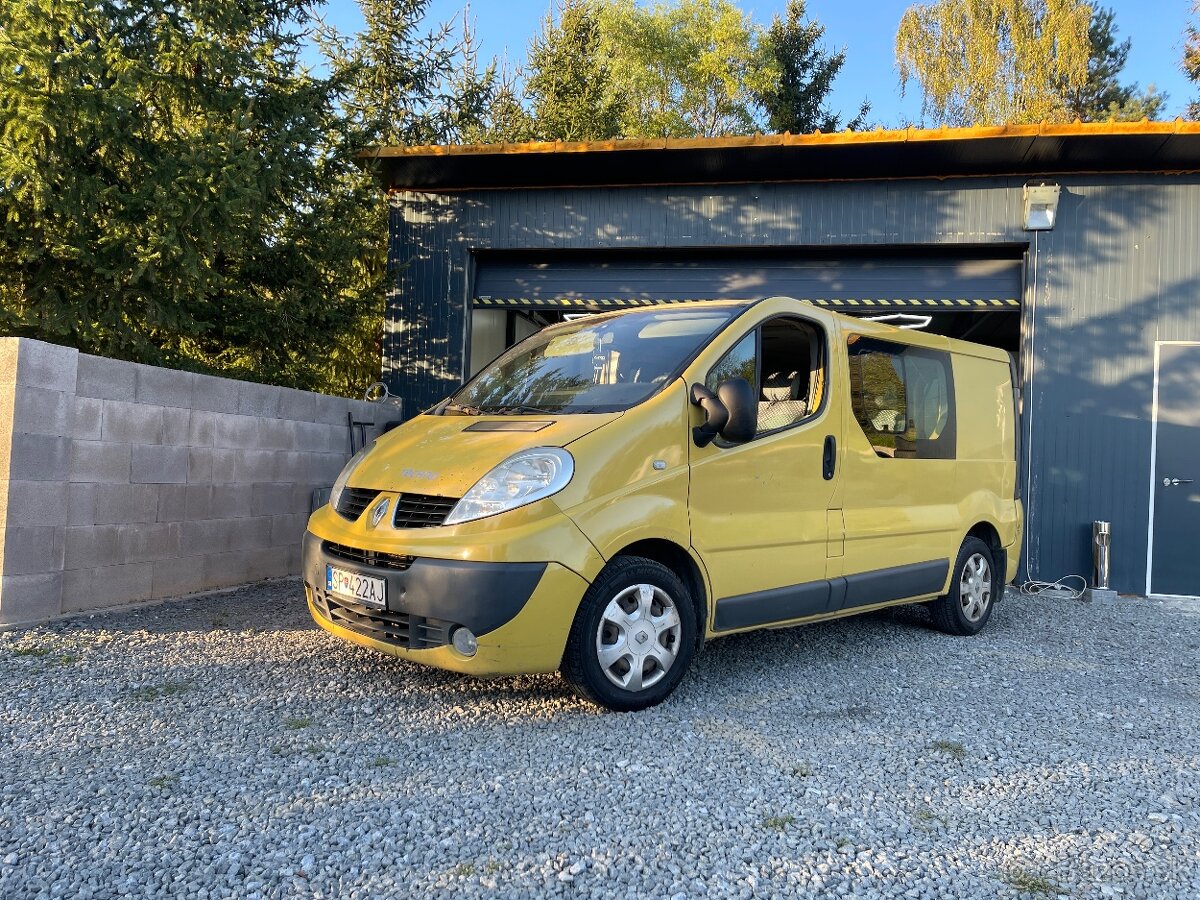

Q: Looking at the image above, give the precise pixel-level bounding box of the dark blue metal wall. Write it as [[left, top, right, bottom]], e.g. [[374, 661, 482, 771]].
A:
[[384, 175, 1200, 594]]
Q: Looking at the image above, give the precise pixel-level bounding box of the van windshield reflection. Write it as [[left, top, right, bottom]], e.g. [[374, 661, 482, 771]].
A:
[[445, 308, 737, 415]]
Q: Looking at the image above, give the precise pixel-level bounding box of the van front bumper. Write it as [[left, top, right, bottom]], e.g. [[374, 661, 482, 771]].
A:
[[302, 531, 587, 676]]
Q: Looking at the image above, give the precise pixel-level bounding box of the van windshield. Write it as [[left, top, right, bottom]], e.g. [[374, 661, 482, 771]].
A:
[[445, 308, 738, 414]]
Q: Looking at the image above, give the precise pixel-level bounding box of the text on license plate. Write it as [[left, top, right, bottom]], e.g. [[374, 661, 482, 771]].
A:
[[326, 565, 386, 608]]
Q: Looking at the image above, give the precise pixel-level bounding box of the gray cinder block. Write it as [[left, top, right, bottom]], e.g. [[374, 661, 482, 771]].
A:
[[101, 399, 163, 444], [234, 449, 276, 483], [72, 396, 103, 441], [0, 572, 64, 624], [191, 373, 240, 415], [12, 385, 73, 437], [62, 562, 153, 612], [11, 434, 71, 482], [5, 481, 69, 528], [210, 449, 240, 484], [130, 444, 188, 484], [277, 388, 318, 422], [155, 484, 187, 523], [151, 555, 207, 599], [270, 513, 309, 547], [187, 410, 217, 447], [68, 439, 131, 484], [210, 484, 252, 519], [161, 407, 191, 445], [134, 364, 195, 409], [3, 526, 66, 576], [251, 483, 296, 516], [76, 353, 136, 402], [91, 484, 161, 526], [187, 448, 214, 484], [66, 483, 96, 526], [237, 381, 281, 418], [18, 339, 79, 394], [314, 393, 350, 426]]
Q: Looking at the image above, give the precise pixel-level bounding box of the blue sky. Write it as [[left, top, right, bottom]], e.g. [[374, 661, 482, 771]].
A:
[[312, 0, 1198, 127]]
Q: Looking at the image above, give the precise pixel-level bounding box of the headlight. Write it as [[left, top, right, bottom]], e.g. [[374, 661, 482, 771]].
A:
[[443, 447, 574, 526], [329, 443, 373, 510]]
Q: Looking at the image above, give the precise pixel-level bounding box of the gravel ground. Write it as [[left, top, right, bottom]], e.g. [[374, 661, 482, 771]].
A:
[[1, 582, 1198, 900]]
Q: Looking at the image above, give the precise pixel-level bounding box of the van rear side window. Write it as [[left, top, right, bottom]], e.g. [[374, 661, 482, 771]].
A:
[[847, 336, 956, 460]]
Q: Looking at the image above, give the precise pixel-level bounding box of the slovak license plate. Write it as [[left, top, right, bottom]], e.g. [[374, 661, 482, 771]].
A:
[[326, 565, 386, 609]]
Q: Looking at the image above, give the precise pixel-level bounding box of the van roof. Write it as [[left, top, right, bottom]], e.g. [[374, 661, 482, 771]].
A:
[[571, 297, 1012, 362]]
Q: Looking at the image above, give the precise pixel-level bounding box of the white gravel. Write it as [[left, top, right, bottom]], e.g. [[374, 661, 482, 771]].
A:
[[1, 582, 1198, 899]]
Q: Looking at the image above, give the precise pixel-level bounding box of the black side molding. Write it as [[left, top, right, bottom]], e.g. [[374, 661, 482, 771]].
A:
[[713, 558, 950, 632]]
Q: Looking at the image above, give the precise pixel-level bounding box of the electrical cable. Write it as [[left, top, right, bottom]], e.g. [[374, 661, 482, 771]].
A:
[[1019, 574, 1089, 602]]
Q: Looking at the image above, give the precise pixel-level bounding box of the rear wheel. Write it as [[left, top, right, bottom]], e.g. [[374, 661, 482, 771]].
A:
[[930, 537, 996, 636], [562, 556, 697, 712]]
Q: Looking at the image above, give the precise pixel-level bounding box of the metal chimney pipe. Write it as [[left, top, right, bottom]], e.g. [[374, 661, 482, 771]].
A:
[[1092, 521, 1111, 590]]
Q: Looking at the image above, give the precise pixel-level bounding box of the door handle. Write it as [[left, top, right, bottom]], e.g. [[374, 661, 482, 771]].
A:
[[1163, 477, 1194, 487], [822, 435, 836, 480]]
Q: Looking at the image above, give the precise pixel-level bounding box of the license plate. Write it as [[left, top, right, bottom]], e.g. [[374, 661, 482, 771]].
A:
[[326, 565, 386, 609]]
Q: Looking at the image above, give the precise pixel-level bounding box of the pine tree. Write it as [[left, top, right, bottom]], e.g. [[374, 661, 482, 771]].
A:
[[524, 0, 627, 141], [1064, 7, 1166, 122], [756, 0, 869, 134], [0, 0, 384, 394]]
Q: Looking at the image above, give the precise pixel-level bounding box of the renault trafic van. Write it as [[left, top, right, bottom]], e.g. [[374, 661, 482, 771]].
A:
[[303, 297, 1022, 711]]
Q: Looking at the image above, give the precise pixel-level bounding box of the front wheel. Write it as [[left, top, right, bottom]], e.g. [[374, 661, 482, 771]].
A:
[[561, 556, 698, 712], [929, 537, 997, 636]]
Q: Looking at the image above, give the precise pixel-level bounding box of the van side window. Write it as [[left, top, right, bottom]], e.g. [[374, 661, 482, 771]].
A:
[[707, 317, 825, 437], [847, 336, 956, 459]]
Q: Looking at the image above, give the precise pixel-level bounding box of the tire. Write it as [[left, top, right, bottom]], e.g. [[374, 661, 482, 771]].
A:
[[929, 537, 997, 636], [562, 556, 698, 712]]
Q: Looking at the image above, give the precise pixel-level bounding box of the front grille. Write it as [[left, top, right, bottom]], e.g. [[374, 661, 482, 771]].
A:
[[393, 493, 459, 529], [310, 590, 452, 650], [334, 487, 381, 521], [323, 541, 415, 571]]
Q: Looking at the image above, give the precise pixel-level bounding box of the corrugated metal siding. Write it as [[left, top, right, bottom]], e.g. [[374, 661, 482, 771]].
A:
[[385, 173, 1200, 594], [1022, 177, 1200, 592]]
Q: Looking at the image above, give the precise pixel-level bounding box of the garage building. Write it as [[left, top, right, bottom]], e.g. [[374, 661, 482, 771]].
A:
[[369, 123, 1200, 597]]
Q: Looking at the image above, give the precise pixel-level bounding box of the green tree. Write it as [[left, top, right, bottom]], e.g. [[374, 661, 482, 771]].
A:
[[317, 1, 494, 146], [756, 0, 869, 133], [524, 0, 627, 141], [0, 0, 383, 395], [896, 0, 1093, 126], [1064, 6, 1166, 122], [598, 0, 774, 137], [1186, 3, 1200, 119]]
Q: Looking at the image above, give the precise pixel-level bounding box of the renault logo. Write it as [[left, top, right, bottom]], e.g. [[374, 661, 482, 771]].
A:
[[369, 497, 390, 528]]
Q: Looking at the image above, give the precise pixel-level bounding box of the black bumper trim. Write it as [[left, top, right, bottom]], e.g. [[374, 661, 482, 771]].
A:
[[303, 532, 547, 638]]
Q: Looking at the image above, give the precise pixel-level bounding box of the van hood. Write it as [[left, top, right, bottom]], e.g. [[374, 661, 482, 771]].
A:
[[348, 412, 623, 497]]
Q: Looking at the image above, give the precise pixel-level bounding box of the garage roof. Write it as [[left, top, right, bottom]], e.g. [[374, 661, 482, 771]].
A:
[[365, 121, 1200, 191]]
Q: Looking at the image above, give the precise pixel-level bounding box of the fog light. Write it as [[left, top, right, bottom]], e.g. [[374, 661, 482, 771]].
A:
[[451, 627, 477, 657]]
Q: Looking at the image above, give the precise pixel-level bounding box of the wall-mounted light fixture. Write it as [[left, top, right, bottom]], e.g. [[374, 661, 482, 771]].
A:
[[1023, 182, 1061, 231]]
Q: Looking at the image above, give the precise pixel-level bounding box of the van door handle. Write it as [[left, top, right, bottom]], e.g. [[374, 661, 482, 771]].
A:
[[822, 435, 836, 480]]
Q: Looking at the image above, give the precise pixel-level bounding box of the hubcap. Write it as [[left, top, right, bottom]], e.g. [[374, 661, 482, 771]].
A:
[[596, 583, 682, 692], [959, 553, 992, 622]]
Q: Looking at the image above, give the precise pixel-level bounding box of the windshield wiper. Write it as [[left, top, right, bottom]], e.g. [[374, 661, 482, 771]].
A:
[[493, 404, 559, 416], [440, 401, 485, 416]]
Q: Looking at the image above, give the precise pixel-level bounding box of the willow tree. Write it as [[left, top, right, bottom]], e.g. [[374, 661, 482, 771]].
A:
[[598, 0, 774, 138], [895, 0, 1092, 126], [1186, 3, 1200, 119]]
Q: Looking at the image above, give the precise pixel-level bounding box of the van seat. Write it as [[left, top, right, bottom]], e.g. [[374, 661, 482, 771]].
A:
[[758, 371, 807, 432]]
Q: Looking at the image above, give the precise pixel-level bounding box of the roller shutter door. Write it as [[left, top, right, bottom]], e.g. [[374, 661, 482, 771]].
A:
[[473, 253, 1022, 313]]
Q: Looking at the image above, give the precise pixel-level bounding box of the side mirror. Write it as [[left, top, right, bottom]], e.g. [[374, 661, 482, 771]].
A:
[[691, 378, 756, 447]]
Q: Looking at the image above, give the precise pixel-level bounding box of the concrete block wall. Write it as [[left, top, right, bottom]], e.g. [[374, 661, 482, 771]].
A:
[[0, 338, 388, 625]]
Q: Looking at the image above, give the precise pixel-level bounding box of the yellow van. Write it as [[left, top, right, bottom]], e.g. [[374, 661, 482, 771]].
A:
[[303, 297, 1021, 710]]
